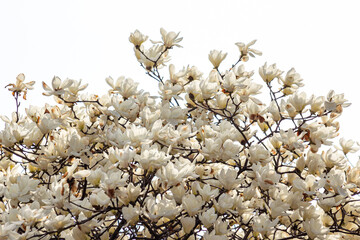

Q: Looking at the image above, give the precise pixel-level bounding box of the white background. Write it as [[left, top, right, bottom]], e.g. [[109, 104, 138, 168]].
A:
[[1, 1, 359, 148]]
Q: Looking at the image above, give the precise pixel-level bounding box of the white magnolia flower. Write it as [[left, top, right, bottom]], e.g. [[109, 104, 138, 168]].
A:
[[214, 218, 228, 235], [200, 70, 220, 99], [202, 138, 223, 160], [216, 168, 241, 190], [235, 40, 262, 61], [310, 96, 325, 114], [145, 194, 181, 220], [160, 102, 186, 125], [259, 62, 283, 83], [42, 76, 73, 96], [125, 182, 142, 202], [122, 203, 141, 225], [17, 204, 45, 227], [268, 100, 281, 122], [321, 168, 348, 196], [288, 91, 314, 113], [303, 218, 329, 239], [347, 161, 360, 186], [106, 76, 140, 98], [125, 124, 152, 147], [137, 144, 170, 171], [66, 79, 88, 97], [197, 184, 219, 202], [171, 183, 186, 204], [321, 148, 347, 169], [44, 214, 73, 231], [318, 193, 344, 212], [335, 137, 360, 155], [156, 158, 196, 188], [105, 145, 135, 169], [89, 189, 110, 207], [168, 64, 187, 84], [5, 73, 35, 99], [306, 151, 326, 175], [36, 113, 62, 134], [182, 194, 204, 217], [159, 80, 183, 101], [222, 71, 246, 93], [199, 207, 217, 228], [252, 213, 279, 237], [283, 100, 297, 118], [233, 64, 254, 78], [325, 90, 351, 112], [100, 171, 128, 198], [208, 50, 227, 68], [181, 216, 195, 234], [252, 163, 280, 190], [280, 68, 304, 88], [269, 198, 290, 218], [203, 230, 227, 240], [5, 175, 39, 203], [0, 122, 28, 147], [151, 28, 183, 48], [129, 29, 148, 48], [292, 175, 318, 195], [249, 144, 271, 165], [274, 129, 304, 152], [214, 193, 235, 214]]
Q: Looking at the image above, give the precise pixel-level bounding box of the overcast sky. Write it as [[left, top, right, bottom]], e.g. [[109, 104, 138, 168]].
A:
[[1, 0, 360, 149]]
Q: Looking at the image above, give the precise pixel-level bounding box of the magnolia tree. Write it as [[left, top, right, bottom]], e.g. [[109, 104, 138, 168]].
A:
[[1, 28, 360, 240]]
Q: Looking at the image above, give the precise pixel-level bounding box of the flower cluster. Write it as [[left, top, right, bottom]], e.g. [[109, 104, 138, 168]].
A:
[[1, 29, 360, 240]]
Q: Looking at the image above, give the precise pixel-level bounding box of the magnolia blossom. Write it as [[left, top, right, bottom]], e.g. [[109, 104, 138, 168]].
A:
[[122, 203, 141, 225], [311, 96, 325, 114], [279, 68, 304, 89], [214, 193, 235, 214], [208, 50, 227, 68], [156, 159, 196, 188], [235, 39, 262, 61], [287, 91, 313, 113], [252, 213, 279, 237], [258, 62, 283, 83], [199, 70, 220, 99], [325, 90, 351, 112], [216, 168, 241, 190], [106, 76, 140, 98], [274, 129, 304, 152], [249, 144, 271, 164], [303, 218, 329, 239], [44, 214, 73, 231], [199, 207, 217, 228], [182, 194, 204, 217], [336, 137, 360, 155], [5, 73, 35, 99], [180, 217, 195, 233], [222, 71, 246, 93], [129, 29, 148, 48], [42, 76, 73, 96], [321, 148, 347, 169], [196, 183, 219, 202], [151, 28, 183, 48], [5, 175, 39, 203]]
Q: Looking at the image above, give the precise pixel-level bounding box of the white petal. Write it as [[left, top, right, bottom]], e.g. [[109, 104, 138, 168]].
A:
[[52, 76, 62, 89], [73, 170, 92, 179]]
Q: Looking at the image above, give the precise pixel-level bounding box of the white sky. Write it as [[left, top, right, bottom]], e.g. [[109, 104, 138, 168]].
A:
[[1, 0, 360, 151]]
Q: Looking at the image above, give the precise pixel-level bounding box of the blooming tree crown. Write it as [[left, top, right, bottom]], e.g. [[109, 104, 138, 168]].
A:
[[1, 28, 360, 240]]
